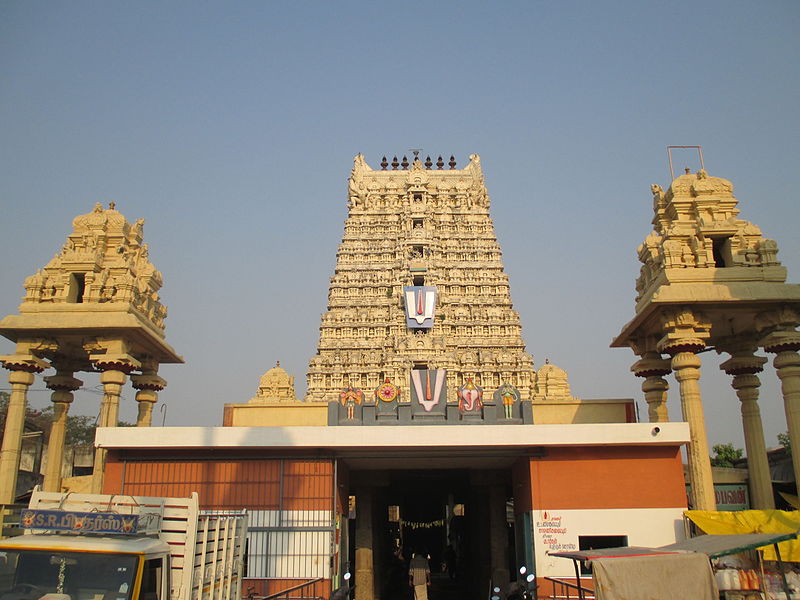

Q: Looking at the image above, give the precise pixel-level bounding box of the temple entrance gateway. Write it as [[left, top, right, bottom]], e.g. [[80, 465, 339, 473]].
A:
[[345, 463, 519, 600]]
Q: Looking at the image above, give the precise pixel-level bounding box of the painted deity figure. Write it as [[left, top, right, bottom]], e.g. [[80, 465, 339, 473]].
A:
[[340, 387, 363, 420], [497, 381, 520, 419]]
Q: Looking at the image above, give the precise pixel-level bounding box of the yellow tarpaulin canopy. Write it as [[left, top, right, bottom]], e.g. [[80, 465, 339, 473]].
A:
[[685, 510, 800, 561]]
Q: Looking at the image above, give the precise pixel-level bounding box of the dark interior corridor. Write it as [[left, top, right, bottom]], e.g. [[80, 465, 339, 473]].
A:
[[348, 468, 515, 600]]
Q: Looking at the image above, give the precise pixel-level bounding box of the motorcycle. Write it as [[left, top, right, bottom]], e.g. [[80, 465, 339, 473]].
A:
[[503, 566, 537, 600], [330, 572, 353, 600]]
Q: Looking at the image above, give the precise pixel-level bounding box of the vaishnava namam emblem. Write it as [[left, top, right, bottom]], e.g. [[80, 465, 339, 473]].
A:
[[403, 286, 437, 329]]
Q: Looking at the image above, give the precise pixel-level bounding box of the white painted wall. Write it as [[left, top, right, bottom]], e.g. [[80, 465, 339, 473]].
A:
[[96, 422, 689, 449], [529, 507, 687, 579]]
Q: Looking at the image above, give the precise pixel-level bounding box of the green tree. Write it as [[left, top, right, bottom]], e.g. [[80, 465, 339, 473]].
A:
[[39, 405, 99, 445], [710, 443, 744, 467], [778, 431, 792, 457], [0, 391, 52, 442], [0, 393, 133, 446]]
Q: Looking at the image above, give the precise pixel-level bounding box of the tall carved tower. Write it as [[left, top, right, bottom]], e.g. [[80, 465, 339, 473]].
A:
[[305, 154, 535, 409]]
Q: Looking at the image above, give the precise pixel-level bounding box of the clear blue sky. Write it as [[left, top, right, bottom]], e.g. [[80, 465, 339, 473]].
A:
[[1, 1, 798, 450]]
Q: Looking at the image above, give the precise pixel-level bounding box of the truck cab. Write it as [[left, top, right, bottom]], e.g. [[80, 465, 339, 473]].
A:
[[0, 490, 246, 600], [0, 534, 171, 600]]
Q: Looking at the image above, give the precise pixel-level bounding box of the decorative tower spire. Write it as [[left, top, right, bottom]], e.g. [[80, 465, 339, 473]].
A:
[[306, 154, 540, 415]]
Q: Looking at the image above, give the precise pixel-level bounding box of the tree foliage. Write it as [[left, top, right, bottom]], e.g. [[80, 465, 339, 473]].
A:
[[40, 405, 99, 445], [0, 391, 133, 446], [778, 431, 792, 457], [710, 443, 744, 467]]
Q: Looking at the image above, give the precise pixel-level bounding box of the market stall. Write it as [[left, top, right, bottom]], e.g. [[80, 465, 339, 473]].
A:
[[550, 531, 798, 600]]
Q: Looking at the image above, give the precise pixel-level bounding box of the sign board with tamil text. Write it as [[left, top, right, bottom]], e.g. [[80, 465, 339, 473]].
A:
[[21, 509, 151, 535]]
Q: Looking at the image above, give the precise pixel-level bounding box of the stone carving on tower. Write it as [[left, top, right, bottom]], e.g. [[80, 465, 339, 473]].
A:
[[18, 203, 169, 329], [635, 171, 786, 306], [0, 203, 182, 498], [307, 153, 552, 424]]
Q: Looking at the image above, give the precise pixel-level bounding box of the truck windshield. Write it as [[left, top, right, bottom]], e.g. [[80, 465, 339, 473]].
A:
[[0, 549, 137, 600]]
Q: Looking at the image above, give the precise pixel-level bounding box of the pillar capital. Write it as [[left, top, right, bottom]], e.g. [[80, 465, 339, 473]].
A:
[[659, 338, 707, 356], [626, 335, 662, 357], [6, 370, 36, 387], [632, 358, 672, 423], [0, 355, 48, 374], [92, 354, 141, 374], [44, 374, 83, 392], [720, 354, 768, 376], [755, 307, 800, 335], [670, 351, 702, 372], [731, 373, 762, 392], [99, 369, 129, 387], [131, 373, 165, 427], [130, 373, 166, 392], [762, 330, 800, 354], [773, 350, 800, 372], [657, 308, 710, 356], [631, 353, 672, 378]]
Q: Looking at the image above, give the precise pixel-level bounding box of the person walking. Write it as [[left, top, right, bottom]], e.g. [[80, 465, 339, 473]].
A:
[[408, 550, 431, 600]]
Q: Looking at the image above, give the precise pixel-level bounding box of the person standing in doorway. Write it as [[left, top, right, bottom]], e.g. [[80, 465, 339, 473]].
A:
[[443, 544, 457, 580], [409, 550, 431, 600]]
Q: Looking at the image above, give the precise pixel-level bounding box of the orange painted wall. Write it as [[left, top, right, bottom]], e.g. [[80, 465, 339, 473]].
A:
[[104, 456, 333, 510], [527, 445, 687, 510]]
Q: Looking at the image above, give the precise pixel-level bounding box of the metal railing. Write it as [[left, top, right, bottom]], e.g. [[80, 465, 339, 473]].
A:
[[542, 577, 595, 600], [246, 578, 325, 600]]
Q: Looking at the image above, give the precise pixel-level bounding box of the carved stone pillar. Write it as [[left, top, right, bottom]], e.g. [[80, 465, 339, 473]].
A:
[[91, 359, 137, 493], [632, 352, 672, 422], [658, 317, 715, 510], [354, 486, 375, 600], [488, 485, 510, 589], [131, 372, 166, 427], [42, 372, 83, 492], [719, 350, 773, 509], [0, 356, 46, 504], [762, 330, 800, 487], [670, 348, 715, 509]]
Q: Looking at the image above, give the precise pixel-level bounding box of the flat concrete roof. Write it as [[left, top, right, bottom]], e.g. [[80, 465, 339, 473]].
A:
[[96, 422, 690, 451]]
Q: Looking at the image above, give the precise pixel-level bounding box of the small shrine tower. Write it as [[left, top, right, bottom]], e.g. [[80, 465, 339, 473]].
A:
[[0, 203, 182, 498], [613, 168, 800, 510], [252, 362, 298, 404]]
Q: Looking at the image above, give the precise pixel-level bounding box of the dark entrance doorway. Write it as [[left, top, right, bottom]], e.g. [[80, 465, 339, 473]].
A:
[[348, 468, 516, 600]]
